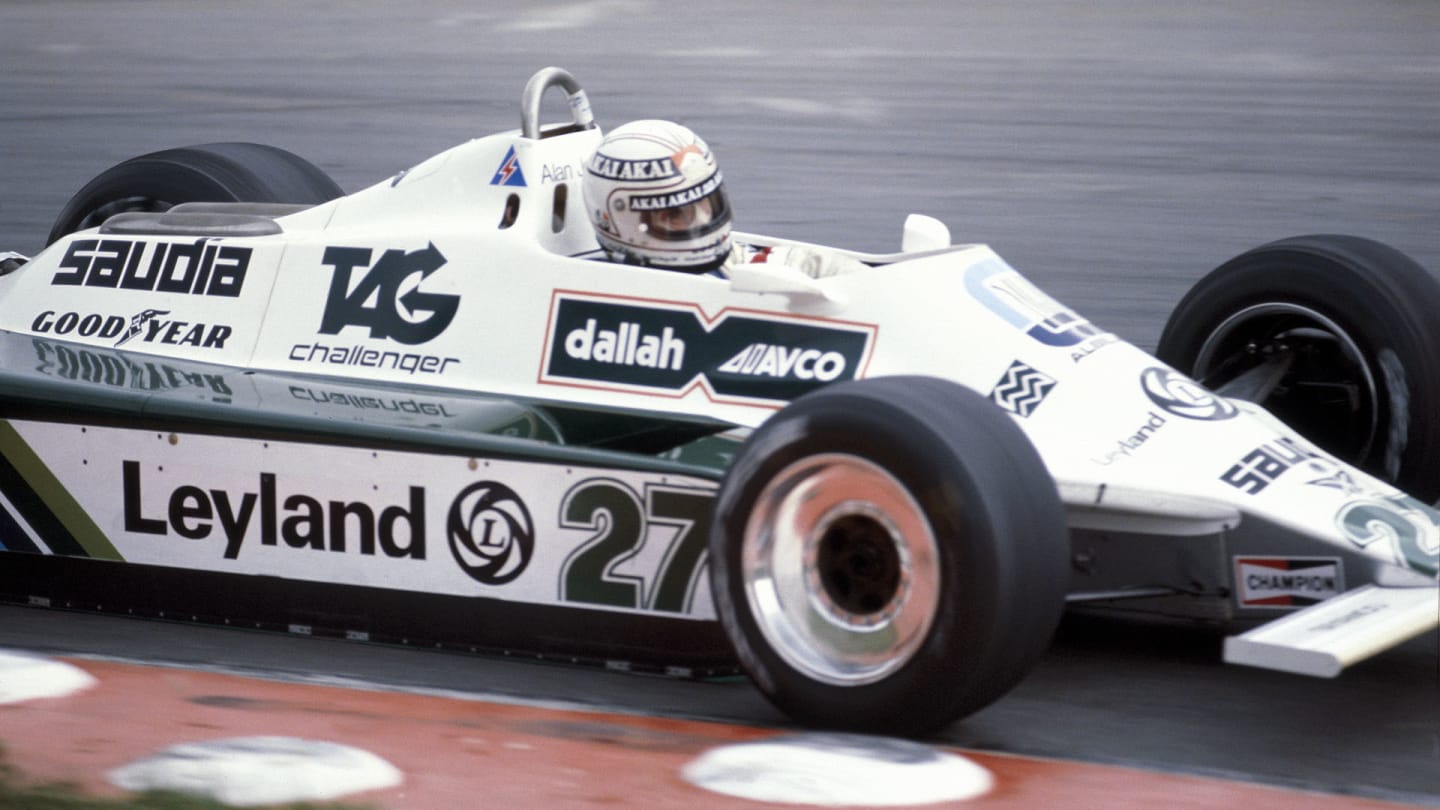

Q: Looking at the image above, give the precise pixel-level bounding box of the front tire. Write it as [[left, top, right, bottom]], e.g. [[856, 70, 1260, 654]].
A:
[[708, 376, 1069, 736], [1157, 235, 1440, 501], [48, 142, 343, 243]]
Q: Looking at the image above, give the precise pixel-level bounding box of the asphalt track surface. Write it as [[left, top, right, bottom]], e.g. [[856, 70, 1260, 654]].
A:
[[0, 0, 1437, 805]]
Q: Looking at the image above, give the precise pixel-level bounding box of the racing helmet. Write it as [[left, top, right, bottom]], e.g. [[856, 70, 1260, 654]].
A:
[[582, 120, 732, 272]]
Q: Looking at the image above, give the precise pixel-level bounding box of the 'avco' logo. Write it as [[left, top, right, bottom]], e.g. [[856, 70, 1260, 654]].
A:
[[1141, 367, 1238, 421], [541, 293, 875, 403], [447, 481, 534, 586], [318, 244, 459, 345]]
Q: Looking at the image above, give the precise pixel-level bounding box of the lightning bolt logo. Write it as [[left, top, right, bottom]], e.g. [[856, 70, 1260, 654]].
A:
[[490, 146, 527, 187]]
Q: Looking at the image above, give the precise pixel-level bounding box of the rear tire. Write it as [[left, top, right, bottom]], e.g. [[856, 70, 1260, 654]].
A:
[[1158, 235, 1440, 501], [48, 142, 343, 243], [708, 376, 1069, 735]]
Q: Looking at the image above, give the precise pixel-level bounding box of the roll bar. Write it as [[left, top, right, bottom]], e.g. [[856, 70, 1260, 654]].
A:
[[520, 66, 596, 139]]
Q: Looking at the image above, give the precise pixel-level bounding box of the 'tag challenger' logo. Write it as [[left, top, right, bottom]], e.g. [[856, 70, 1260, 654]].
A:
[[319, 244, 459, 345], [541, 293, 876, 402], [292, 244, 463, 375]]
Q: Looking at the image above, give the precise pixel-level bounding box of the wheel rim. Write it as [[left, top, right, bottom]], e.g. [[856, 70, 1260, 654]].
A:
[[1193, 302, 1379, 463], [741, 453, 941, 686]]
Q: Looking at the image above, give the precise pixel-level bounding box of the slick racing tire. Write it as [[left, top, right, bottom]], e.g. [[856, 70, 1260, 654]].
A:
[[1158, 235, 1440, 502], [708, 376, 1069, 736], [48, 142, 343, 243]]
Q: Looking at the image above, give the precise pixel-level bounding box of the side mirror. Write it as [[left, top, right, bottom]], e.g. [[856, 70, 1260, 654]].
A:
[[901, 214, 951, 253]]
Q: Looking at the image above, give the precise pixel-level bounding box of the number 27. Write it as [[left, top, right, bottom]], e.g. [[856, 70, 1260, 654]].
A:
[[559, 479, 714, 613]]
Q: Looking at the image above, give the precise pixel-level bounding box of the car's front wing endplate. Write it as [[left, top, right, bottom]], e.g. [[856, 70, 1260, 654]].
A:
[[1223, 584, 1439, 677]]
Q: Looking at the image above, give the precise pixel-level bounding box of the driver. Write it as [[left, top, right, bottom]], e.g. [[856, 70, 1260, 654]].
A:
[[581, 120, 866, 278]]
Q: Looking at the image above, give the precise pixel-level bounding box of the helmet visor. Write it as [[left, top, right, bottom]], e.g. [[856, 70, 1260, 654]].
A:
[[630, 182, 731, 242]]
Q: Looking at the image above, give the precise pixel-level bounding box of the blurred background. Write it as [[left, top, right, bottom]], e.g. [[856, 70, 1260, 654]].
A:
[[2, 0, 1436, 349]]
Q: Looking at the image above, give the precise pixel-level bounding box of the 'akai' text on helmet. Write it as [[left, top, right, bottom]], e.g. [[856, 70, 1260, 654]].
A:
[[582, 120, 732, 272]]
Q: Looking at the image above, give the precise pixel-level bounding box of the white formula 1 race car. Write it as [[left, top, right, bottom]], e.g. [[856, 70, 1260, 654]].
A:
[[0, 68, 1435, 735]]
